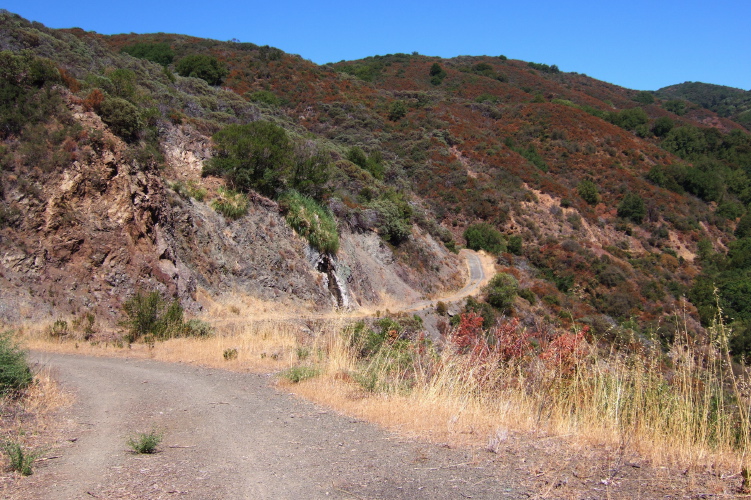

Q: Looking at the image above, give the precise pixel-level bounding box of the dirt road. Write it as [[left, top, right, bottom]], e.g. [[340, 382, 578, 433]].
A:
[[14, 353, 527, 500], [400, 250, 490, 313]]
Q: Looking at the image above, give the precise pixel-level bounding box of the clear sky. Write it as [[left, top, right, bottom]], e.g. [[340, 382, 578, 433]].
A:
[[4, 0, 750, 91]]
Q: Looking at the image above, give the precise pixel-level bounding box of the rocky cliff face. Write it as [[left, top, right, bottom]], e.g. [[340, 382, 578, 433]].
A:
[[0, 92, 464, 325]]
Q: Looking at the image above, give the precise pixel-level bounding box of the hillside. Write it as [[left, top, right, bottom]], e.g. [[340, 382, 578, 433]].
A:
[[2, 10, 751, 358], [656, 81, 751, 130]]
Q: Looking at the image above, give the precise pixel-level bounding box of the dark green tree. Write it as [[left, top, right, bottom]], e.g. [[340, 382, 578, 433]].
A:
[[429, 62, 446, 85], [652, 116, 674, 137], [388, 101, 407, 121], [176, 54, 228, 85], [617, 192, 646, 224], [122, 43, 174, 66], [633, 91, 655, 105], [205, 121, 293, 197], [464, 223, 506, 254]]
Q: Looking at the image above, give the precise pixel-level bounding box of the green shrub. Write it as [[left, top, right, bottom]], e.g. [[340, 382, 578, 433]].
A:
[[577, 179, 600, 205], [518, 288, 536, 305], [126, 430, 163, 454], [436, 301, 448, 315], [223, 348, 238, 361], [507, 235, 523, 255], [185, 180, 207, 201], [175, 54, 228, 85], [0, 331, 32, 396], [633, 91, 655, 105], [281, 366, 318, 383], [247, 90, 281, 106], [463, 296, 497, 330], [664, 99, 687, 116], [369, 196, 412, 245], [464, 223, 506, 254], [607, 107, 648, 131], [107, 68, 137, 99], [120, 292, 185, 343], [184, 319, 213, 337], [346, 146, 367, 168], [346, 147, 384, 180], [527, 61, 560, 73], [617, 192, 646, 224], [122, 42, 174, 66], [98, 97, 142, 141], [205, 121, 293, 197], [280, 190, 339, 254], [652, 116, 674, 137], [211, 187, 248, 219], [2, 441, 39, 475], [484, 273, 519, 312], [388, 101, 407, 121], [48, 319, 69, 338]]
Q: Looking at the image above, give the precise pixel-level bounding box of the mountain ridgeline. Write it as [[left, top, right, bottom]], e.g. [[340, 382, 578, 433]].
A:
[[2, 11, 751, 359]]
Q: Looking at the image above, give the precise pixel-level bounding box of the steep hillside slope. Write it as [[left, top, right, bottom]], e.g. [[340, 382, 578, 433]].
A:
[[2, 11, 751, 357], [0, 13, 461, 325]]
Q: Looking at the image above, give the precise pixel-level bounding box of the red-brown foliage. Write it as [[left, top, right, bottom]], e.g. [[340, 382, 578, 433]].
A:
[[540, 326, 589, 376], [83, 89, 104, 112]]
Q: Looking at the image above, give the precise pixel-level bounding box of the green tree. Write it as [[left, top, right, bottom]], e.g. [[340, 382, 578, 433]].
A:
[[484, 273, 519, 312], [429, 62, 446, 86], [617, 192, 646, 224], [121, 43, 174, 66], [346, 146, 367, 168], [633, 91, 655, 105], [652, 116, 674, 137], [464, 223, 506, 254], [176, 54, 228, 85], [388, 101, 407, 121], [664, 99, 687, 115], [205, 121, 293, 197]]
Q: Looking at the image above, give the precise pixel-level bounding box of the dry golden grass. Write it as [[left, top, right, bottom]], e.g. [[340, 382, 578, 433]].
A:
[[277, 315, 751, 477], [15, 302, 751, 478], [0, 364, 73, 469], [21, 318, 309, 373]]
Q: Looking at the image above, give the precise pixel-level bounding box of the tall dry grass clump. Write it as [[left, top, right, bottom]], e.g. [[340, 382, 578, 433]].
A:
[[287, 310, 751, 473]]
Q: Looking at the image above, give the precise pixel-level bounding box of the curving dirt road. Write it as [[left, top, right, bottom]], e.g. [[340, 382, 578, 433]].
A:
[[14, 353, 528, 500], [399, 250, 490, 314]]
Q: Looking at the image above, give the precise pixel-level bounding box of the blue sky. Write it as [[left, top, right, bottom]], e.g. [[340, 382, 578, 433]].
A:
[[4, 0, 750, 91]]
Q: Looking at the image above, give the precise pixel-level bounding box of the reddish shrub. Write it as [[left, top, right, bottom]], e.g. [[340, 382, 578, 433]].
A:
[[449, 312, 485, 354], [83, 89, 105, 112], [489, 317, 534, 361], [540, 326, 589, 375]]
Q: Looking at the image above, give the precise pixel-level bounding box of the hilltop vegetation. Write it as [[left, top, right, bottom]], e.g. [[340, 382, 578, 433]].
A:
[[656, 81, 751, 130], [1, 10, 751, 366]]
